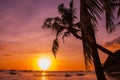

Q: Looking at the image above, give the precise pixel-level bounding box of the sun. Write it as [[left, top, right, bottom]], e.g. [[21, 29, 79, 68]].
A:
[[38, 57, 51, 70]]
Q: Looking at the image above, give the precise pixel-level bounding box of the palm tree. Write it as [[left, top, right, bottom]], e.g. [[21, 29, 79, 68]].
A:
[[42, 0, 120, 80], [43, 0, 79, 57], [79, 0, 107, 79], [79, 0, 120, 79]]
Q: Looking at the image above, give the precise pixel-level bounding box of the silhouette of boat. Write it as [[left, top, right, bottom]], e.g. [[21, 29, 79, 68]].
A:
[[76, 73, 85, 76], [65, 73, 71, 77], [9, 70, 16, 75]]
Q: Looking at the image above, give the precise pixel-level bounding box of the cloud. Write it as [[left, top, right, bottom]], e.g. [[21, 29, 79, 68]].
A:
[[0, 53, 11, 56], [104, 36, 120, 51], [105, 36, 120, 46], [0, 42, 11, 56]]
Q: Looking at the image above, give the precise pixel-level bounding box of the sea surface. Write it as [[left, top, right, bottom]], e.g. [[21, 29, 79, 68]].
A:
[[0, 70, 120, 80]]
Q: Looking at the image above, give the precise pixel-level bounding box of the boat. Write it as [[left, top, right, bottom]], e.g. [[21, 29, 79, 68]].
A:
[[9, 70, 16, 75], [76, 73, 85, 76], [65, 73, 71, 77]]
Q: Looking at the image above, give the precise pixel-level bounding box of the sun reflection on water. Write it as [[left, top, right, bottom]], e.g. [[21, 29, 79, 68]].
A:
[[40, 72, 47, 80], [41, 76, 46, 80], [41, 72, 46, 76]]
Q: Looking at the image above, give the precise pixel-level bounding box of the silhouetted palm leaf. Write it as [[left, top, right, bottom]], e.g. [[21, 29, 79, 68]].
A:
[[118, 5, 120, 17], [102, 0, 120, 33], [62, 31, 71, 42], [52, 38, 59, 57]]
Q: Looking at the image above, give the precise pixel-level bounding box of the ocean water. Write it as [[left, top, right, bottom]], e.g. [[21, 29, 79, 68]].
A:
[[0, 71, 120, 80]]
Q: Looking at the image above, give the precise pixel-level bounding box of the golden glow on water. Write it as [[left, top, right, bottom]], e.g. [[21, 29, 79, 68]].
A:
[[41, 72, 47, 80], [41, 76, 46, 80], [41, 72, 46, 76]]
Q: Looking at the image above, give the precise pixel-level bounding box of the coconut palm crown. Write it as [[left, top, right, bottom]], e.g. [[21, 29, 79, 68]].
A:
[[43, 0, 80, 57]]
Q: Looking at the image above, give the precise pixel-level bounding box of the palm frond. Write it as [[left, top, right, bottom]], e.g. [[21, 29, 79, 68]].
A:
[[70, 0, 73, 9], [117, 2, 120, 17], [85, 0, 103, 21], [118, 7, 120, 17], [107, 1, 120, 18], [100, 0, 120, 32], [82, 33, 93, 70], [103, 0, 118, 33], [58, 1, 77, 25], [42, 18, 53, 29], [117, 21, 120, 25], [62, 31, 71, 42], [52, 38, 59, 57], [74, 22, 81, 29]]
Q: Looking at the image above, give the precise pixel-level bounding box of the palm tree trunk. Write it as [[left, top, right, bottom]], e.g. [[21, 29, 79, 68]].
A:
[[80, 28, 106, 80], [89, 30, 106, 80], [96, 44, 120, 63], [80, 0, 106, 79]]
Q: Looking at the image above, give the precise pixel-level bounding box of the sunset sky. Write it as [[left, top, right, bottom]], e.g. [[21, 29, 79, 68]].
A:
[[0, 0, 120, 71]]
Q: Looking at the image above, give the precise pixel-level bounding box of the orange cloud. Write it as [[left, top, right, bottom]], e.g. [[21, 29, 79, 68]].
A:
[[104, 36, 120, 51]]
